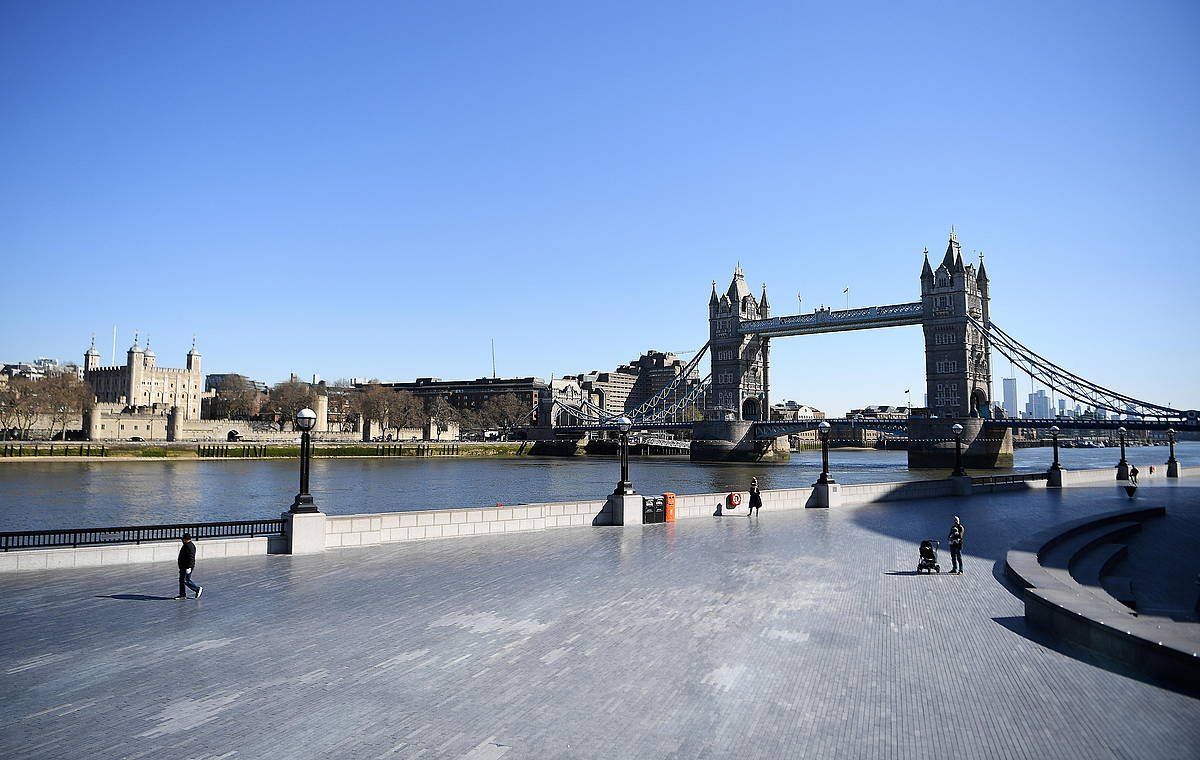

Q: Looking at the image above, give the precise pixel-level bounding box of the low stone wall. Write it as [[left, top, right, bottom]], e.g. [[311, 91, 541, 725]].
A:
[[0, 535, 284, 573], [325, 499, 610, 549], [1057, 467, 1122, 486]]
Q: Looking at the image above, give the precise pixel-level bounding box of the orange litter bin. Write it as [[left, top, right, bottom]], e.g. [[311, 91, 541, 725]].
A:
[[663, 492, 676, 522]]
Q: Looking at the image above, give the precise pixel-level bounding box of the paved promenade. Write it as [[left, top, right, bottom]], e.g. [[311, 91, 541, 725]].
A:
[[2, 481, 1198, 759]]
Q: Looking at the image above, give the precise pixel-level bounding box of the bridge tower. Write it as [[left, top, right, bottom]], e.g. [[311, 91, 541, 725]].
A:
[[920, 230, 993, 419], [911, 230, 1011, 468], [692, 266, 788, 462], [707, 265, 768, 421]]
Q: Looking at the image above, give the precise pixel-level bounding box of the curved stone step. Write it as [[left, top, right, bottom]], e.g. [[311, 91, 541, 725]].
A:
[[1069, 542, 1133, 609], [1004, 506, 1164, 592]]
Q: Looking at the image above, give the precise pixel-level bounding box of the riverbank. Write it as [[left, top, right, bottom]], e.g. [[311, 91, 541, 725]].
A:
[[0, 440, 527, 462]]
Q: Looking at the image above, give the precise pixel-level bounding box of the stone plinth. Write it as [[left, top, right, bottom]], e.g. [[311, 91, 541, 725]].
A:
[[807, 482, 841, 508], [1047, 467, 1065, 488], [605, 493, 646, 527], [284, 510, 327, 554]]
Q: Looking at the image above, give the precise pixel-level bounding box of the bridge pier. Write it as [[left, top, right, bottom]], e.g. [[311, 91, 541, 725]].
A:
[[524, 427, 588, 456], [906, 418, 1013, 470], [690, 419, 790, 463]]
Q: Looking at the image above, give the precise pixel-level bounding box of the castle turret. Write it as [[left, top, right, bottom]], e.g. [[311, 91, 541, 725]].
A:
[[920, 247, 934, 286], [143, 337, 156, 369], [127, 332, 145, 408], [708, 281, 719, 316], [187, 337, 201, 374], [760, 283, 770, 318], [84, 335, 101, 372]]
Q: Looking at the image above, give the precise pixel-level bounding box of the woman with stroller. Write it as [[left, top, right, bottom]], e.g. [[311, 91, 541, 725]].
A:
[[948, 516, 965, 574]]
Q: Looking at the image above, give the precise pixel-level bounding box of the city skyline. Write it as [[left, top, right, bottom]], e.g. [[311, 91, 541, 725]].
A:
[[3, 3, 1198, 415]]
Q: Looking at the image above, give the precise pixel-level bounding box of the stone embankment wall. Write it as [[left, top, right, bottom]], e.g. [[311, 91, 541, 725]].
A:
[[325, 500, 609, 548], [0, 536, 284, 573], [323, 479, 960, 548]]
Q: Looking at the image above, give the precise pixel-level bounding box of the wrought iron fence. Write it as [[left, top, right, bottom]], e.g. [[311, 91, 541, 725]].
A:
[[0, 518, 286, 552], [970, 473, 1048, 487]]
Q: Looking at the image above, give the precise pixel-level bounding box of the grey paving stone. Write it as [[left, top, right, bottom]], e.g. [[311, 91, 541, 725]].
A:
[[1, 481, 1198, 759]]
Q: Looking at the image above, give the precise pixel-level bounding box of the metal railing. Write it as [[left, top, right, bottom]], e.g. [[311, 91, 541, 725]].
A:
[[970, 473, 1049, 487], [0, 518, 286, 552]]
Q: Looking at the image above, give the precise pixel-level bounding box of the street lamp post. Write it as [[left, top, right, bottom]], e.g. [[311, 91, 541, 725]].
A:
[[951, 422, 966, 477], [291, 408, 318, 512], [1049, 425, 1061, 472], [613, 416, 636, 496], [1166, 428, 1179, 478], [816, 420, 834, 484], [1116, 426, 1129, 481]]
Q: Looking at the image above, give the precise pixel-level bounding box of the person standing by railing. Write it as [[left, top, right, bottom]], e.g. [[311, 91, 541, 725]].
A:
[[176, 533, 204, 599], [747, 477, 762, 517]]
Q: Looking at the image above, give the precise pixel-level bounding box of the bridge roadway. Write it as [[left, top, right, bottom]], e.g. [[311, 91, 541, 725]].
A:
[[2, 479, 1197, 758], [549, 416, 1196, 439]]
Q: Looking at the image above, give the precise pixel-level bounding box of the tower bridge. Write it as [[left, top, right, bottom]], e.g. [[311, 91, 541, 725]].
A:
[[532, 231, 1196, 468]]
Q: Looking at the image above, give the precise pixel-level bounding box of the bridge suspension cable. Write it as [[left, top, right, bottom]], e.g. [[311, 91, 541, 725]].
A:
[[623, 342, 710, 421], [969, 316, 1186, 420]]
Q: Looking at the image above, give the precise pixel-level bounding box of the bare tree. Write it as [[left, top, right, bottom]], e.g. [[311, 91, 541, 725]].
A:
[[41, 373, 93, 440], [426, 395, 460, 426], [0, 380, 18, 439], [266, 379, 317, 431], [209, 374, 259, 420], [391, 390, 425, 429], [351, 384, 392, 436], [494, 394, 533, 431], [5, 377, 43, 439]]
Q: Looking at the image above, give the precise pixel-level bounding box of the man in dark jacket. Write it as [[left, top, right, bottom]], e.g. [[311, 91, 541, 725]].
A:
[[948, 516, 965, 574], [176, 533, 203, 599]]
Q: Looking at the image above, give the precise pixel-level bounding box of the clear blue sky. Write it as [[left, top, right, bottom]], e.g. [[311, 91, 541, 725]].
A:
[[2, 1, 1198, 414]]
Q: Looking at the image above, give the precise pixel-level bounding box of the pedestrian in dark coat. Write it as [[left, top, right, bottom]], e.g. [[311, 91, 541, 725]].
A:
[[947, 516, 965, 574], [748, 477, 763, 517], [176, 533, 203, 599]]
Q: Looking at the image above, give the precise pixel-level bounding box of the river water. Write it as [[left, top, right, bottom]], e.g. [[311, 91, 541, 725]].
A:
[[0, 443, 1193, 531]]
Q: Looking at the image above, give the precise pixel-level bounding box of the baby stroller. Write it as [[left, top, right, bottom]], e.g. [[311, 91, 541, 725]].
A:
[[918, 540, 941, 574]]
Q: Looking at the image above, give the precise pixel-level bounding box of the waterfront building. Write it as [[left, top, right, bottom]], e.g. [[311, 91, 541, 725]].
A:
[[771, 400, 824, 421], [373, 376, 546, 420], [572, 368, 639, 416], [205, 374, 269, 394], [847, 404, 909, 420], [2, 358, 83, 381]]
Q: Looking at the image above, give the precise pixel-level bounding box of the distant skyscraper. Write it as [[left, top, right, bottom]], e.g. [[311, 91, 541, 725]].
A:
[[1002, 377, 1018, 418], [1058, 398, 1066, 417], [1025, 389, 1051, 419]]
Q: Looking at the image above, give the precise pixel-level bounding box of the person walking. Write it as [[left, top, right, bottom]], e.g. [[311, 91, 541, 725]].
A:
[[947, 516, 965, 574], [1130, 465, 1140, 486], [176, 533, 204, 599], [747, 477, 763, 517]]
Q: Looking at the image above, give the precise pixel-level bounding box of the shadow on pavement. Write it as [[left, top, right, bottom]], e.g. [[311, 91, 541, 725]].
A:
[[992, 615, 1200, 699], [97, 593, 175, 601]]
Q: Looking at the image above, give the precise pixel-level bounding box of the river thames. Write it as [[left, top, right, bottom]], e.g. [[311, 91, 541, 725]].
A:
[[0, 443, 1192, 531]]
